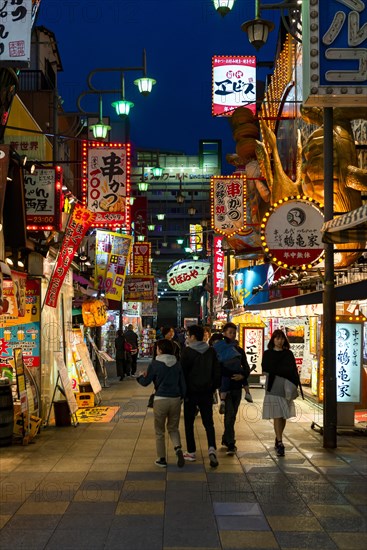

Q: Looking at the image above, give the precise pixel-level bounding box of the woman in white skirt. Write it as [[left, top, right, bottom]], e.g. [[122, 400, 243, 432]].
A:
[[262, 329, 302, 457]]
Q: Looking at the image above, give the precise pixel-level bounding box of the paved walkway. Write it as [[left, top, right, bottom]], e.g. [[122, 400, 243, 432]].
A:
[[1, 359, 366, 549]]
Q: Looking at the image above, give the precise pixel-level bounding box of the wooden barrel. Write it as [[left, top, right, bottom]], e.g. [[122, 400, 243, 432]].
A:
[[0, 381, 14, 446]]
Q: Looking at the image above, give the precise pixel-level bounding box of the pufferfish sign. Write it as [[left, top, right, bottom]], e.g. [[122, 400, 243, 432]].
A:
[[167, 260, 210, 291]]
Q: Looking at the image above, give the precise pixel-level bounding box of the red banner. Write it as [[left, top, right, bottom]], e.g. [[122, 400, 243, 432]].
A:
[[213, 236, 225, 311], [44, 204, 95, 308], [132, 243, 151, 275]]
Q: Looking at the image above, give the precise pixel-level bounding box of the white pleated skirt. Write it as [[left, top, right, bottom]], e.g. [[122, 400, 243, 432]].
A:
[[262, 394, 296, 420]]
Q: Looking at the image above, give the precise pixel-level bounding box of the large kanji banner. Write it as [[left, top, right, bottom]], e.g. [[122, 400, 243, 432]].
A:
[[94, 230, 133, 302], [0, 0, 32, 66], [82, 141, 130, 229], [211, 175, 247, 237], [44, 205, 95, 308]]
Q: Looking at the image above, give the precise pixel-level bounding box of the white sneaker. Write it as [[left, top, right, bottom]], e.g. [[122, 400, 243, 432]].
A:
[[245, 392, 253, 403], [183, 451, 196, 461]]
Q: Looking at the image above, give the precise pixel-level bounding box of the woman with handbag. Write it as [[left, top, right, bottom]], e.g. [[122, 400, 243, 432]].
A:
[[136, 339, 186, 468], [261, 329, 303, 457]]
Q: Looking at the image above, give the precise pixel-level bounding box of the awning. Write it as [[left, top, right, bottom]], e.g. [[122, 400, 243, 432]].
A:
[[245, 280, 367, 311], [322, 204, 367, 244]]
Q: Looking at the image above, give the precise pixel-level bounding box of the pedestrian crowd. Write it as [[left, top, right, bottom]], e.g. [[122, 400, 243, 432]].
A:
[[117, 322, 303, 468]]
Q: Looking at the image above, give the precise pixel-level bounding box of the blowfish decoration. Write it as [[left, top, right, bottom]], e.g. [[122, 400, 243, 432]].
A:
[[167, 259, 210, 291]]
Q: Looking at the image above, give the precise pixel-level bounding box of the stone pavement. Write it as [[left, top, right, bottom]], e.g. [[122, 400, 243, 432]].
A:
[[0, 359, 366, 550]]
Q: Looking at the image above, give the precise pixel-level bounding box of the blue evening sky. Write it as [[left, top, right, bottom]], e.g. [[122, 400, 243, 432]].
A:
[[37, 0, 280, 168]]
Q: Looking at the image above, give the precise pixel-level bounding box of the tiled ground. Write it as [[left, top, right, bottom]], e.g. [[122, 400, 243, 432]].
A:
[[1, 359, 366, 549]]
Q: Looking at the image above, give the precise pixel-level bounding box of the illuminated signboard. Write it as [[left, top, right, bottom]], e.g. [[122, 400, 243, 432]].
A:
[[0, 0, 32, 67], [302, 0, 367, 106], [261, 197, 324, 270], [211, 175, 247, 237], [336, 322, 362, 403], [82, 141, 130, 229], [212, 55, 257, 116], [167, 259, 210, 291], [24, 166, 62, 231]]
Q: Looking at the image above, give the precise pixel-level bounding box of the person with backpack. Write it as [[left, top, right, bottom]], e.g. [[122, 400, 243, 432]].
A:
[[136, 339, 186, 468], [219, 322, 252, 455], [180, 324, 221, 468]]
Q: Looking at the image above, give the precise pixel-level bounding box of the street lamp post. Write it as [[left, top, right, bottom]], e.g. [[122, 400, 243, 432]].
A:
[[76, 49, 156, 141]]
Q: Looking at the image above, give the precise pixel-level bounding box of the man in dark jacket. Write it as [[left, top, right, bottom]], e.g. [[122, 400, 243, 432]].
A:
[[124, 324, 139, 376], [220, 322, 251, 455], [180, 324, 221, 468]]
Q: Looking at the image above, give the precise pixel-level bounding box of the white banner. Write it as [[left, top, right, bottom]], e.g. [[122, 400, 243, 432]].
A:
[[0, 0, 32, 66]]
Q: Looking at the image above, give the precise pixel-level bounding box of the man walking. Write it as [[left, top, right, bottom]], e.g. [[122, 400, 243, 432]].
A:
[[219, 322, 251, 455], [180, 324, 221, 468], [115, 329, 127, 380]]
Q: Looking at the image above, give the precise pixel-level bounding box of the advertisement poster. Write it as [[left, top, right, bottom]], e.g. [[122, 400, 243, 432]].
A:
[[242, 327, 264, 375], [212, 55, 256, 116], [0, 279, 41, 387], [132, 242, 151, 276], [24, 166, 62, 231], [124, 276, 155, 302], [95, 230, 133, 301]]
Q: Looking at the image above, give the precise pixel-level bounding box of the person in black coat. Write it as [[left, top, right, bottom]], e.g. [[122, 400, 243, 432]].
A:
[[124, 324, 139, 376], [262, 329, 303, 457]]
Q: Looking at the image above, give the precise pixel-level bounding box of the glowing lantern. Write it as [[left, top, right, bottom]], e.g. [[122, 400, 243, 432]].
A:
[[82, 299, 108, 327]]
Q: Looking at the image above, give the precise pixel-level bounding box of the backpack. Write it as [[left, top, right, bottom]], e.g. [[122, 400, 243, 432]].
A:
[[188, 349, 214, 392]]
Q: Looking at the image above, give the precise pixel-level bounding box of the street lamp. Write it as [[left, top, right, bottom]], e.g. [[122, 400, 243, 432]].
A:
[[138, 181, 149, 192], [77, 49, 156, 140], [213, 0, 302, 49], [157, 213, 165, 221], [151, 166, 163, 178]]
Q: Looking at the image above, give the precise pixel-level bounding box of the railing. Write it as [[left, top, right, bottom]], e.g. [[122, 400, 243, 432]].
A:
[[18, 70, 55, 91]]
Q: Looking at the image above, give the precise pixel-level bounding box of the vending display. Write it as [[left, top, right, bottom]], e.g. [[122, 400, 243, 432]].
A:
[[140, 328, 156, 357]]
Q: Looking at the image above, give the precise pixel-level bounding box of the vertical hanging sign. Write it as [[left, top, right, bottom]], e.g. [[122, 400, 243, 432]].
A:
[[94, 230, 133, 301], [44, 205, 95, 308], [132, 243, 151, 275], [82, 141, 130, 229]]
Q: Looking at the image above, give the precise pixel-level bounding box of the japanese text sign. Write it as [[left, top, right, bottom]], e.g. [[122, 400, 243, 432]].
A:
[[213, 236, 225, 311], [243, 327, 264, 375], [336, 322, 362, 403], [302, 0, 367, 106], [94, 230, 133, 302], [189, 224, 203, 253], [124, 276, 155, 302], [82, 142, 130, 228], [0, 0, 32, 66], [212, 56, 256, 116], [211, 175, 247, 237], [132, 243, 151, 276], [44, 204, 95, 308], [261, 198, 324, 270], [24, 166, 62, 231], [4, 135, 45, 160]]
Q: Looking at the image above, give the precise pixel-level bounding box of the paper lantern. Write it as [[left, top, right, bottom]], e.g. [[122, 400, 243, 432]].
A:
[[167, 259, 210, 291], [82, 299, 108, 327]]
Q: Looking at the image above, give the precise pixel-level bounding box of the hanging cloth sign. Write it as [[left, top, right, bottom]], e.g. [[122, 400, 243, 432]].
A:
[[44, 204, 95, 308]]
